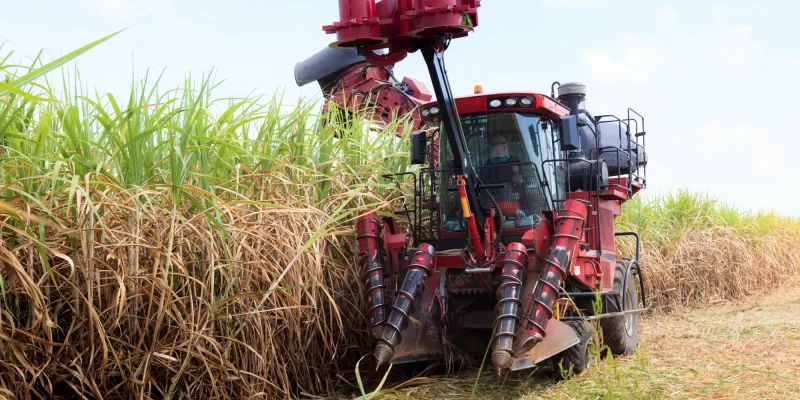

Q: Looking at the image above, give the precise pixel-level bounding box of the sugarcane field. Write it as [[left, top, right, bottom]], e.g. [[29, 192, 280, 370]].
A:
[[1, 1, 799, 399]]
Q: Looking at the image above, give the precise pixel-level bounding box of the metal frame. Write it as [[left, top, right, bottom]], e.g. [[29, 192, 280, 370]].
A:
[[557, 232, 647, 322], [616, 232, 647, 309], [390, 161, 553, 245], [381, 172, 418, 241], [420, 44, 486, 238]]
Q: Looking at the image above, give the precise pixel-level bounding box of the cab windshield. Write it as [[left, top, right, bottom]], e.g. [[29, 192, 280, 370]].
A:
[[439, 112, 547, 169], [437, 112, 561, 231]]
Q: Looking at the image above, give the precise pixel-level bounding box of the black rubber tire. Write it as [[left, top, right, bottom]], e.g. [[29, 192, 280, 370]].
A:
[[551, 321, 592, 379], [600, 260, 640, 356]]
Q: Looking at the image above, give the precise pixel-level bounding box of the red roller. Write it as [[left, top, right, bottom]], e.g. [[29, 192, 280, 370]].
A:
[[517, 200, 587, 353], [356, 211, 388, 339], [374, 243, 436, 367], [491, 242, 528, 372]]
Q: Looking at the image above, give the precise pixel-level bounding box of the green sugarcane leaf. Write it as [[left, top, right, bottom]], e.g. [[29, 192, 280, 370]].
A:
[[0, 29, 124, 97], [0, 82, 52, 102]]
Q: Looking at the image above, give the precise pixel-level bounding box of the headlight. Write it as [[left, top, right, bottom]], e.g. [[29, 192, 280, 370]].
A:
[[421, 109, 430, 117], [520, 97, 533, 106], [505, 98, 518, 106], [489, 99, 502, 108], [430, 106, 440, 115]]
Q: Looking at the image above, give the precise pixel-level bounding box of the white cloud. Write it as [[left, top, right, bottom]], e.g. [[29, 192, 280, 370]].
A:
[[649, 120, 800, 216], [582, 51, 626, 84], [582, 7, 762, 88], [541, 0, 607, 5], [711, 5, 724, 23], [94, 0, 134, 20], [657, 7, 675, 31], [582, 34, 672, 87], [699, 25, 762, 71], [86, 0, 174, 21]]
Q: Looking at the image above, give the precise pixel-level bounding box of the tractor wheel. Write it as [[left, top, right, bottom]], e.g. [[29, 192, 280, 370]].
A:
[[550, 321, 592, 379], [600, 260, 640, 356]]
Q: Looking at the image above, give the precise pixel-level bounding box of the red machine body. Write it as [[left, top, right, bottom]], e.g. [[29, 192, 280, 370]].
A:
[[419, 91, 572, 122], [324, 0, 480, 66], [294, 47, 432, 135], [322, 62, 431, 136], [324, 62, 431, 135], [314, 0, 649, 377]]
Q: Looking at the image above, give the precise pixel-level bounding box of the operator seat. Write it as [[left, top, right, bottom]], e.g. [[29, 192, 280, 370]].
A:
[[481, 134, 548, 228]]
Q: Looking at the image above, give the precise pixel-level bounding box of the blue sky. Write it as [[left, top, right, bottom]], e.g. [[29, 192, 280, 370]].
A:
[[2, 0, 799, 216]]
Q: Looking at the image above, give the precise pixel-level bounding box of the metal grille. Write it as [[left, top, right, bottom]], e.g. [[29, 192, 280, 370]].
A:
[[476, 162, 549, 230], [418, 169, 442, 241], [418, 162, 550, 239]]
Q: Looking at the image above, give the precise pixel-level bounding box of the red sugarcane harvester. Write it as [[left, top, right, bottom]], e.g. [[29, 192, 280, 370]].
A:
[[295, 0, 649, 376]]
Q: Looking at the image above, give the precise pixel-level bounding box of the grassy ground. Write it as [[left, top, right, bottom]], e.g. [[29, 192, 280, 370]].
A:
[[383, 287, 800, 400]]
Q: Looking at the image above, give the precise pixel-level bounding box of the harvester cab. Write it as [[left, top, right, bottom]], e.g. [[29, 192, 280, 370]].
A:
[[418, 92, 571, 235], [308, 0, 649, 377]]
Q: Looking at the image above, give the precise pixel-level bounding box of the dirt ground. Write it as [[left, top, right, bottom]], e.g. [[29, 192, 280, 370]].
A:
[[384, 288, 800, 399]]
